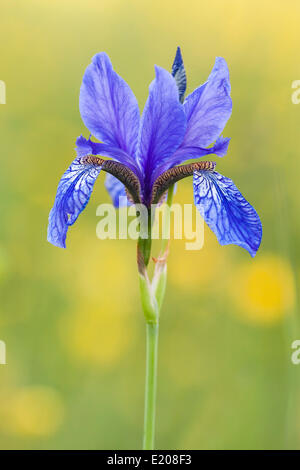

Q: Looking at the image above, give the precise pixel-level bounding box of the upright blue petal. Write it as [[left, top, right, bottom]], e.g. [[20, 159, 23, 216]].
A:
[[47, 158, 102, 248], [172, 47, 186, 103], [165, 135, 231, 172], [193, 170, 262, 257], [79, 53, 140, 158], [105, 173, 129, 208], [136, 66, 187, 196], [212, 136, 231, 157], [76, 135, 141, 177], [182, 57, 232, 148]]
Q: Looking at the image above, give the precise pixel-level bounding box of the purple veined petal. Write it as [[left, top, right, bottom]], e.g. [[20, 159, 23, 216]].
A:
[[105, 173, 130, 208], [75, 135, 142, 178], [136, 65, 187, 199], [79, 52, 140, 157], [182, 57, 232, 148], [47, 157, 102, 248], [193, 170, 262, 257]]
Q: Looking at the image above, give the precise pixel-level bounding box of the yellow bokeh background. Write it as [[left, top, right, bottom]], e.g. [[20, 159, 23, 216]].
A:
[[0, 0, 299, 449]]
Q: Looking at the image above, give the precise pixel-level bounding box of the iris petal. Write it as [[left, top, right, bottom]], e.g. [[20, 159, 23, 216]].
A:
[[79, 53, 140, 157], [193, 170, 262, 257], [172, 46, 186, 103], [182, 57, 232, 148], [75, 135, 140, 176], [166, 135, 231, 171], [47, 158, 102, 248], [136, 65, 187, 191]]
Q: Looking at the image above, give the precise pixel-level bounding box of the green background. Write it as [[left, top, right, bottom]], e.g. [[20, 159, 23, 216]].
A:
[[0, 0, 299, 449]]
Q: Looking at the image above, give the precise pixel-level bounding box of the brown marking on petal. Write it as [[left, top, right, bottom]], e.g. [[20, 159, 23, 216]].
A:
[[79, 155, 142, 204], [80, 155, 105, 166], [156, 190, 168, 207], [125, 187, 135, 204], [151, 161, 216, 204], [102, 160, 142, 204]]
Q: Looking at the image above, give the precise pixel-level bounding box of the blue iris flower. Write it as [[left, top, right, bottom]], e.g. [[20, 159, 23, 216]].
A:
[[47, 47, 262, 257]]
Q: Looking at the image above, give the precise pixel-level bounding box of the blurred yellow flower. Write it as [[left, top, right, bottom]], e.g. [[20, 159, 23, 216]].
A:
[[61, 298, 136, 366], [3, 386, 64, 437], [230, 254, 296, 324]]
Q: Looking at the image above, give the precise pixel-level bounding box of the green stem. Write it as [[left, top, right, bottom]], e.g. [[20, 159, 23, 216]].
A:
[[138, 208, 152, 266], [143, 322, 159, 450], [140, 185, 175, 449], [161, 185, 175, 253]]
